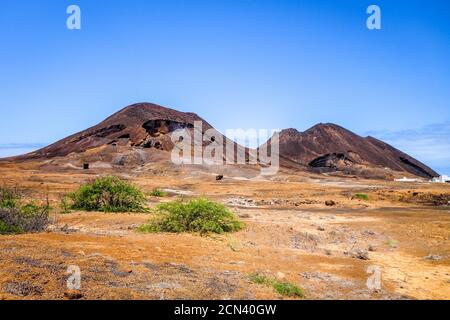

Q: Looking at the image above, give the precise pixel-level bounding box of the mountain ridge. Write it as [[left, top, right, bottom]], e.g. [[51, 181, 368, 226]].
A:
[[262, 122, 438, 178], [1, 102, 439, 179]]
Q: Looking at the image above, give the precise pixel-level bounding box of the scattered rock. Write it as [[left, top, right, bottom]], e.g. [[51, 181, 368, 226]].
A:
[[317, 225, 325, 231], [361, 230, 376, 237], [291, 232, 320, 251], [299, 272, 356, 288], [167, 262, 193, 274], [425, 255, 443, 261], [64, 290, 83, 300], [216, 175, 224, 181], [149, 282, 181, 290], [347, 249, 370, 260], [276, 272, 286, 279], [4, 282, 43, 297], [51, 224, 77, 234], [368, 245, 376, 252], [105, 260, 132, 277], [225, 197, 257, 208], [325, 200, 336, 206]]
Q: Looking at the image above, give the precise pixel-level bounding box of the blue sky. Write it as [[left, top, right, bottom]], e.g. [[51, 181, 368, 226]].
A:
[[0, 0, 449, 174]]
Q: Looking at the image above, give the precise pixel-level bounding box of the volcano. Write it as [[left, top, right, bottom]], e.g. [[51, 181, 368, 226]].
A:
[[261, 123, 438, 179], [8, 103, 249, 168], [16, 103, 212, 159], [4, 103, 438, 179]]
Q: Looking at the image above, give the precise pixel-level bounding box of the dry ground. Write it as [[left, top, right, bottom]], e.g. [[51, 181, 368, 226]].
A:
[[0, 161, 449, 300]]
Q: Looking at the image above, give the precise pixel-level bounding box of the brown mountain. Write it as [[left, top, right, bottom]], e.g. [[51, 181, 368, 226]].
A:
[[5, 103, 438, 179], [15, 103, 212, 159], [9, 102, 247, 167], [261, 123, 438, 179]]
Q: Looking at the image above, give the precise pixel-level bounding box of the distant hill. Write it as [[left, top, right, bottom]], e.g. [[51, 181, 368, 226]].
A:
[[3, 103, 438, 179], [260, 123, 438, 179]]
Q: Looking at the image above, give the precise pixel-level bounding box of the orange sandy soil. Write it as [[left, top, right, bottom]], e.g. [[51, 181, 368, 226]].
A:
[[0, 161, 449, 300]]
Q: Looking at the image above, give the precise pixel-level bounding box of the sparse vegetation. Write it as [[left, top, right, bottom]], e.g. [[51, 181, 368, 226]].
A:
[[0, 187, 50, 235], [68, 176, 147, 212], [59, 194, 72, 214], [386, 238, 398, 248], [248, 273, 305, 298], [0, 187, 19, 209], [138, 198, 243, 234], [272, 281, 305, 298], [149, 188, 167, 197], [0, 220, 22, 234], [249, 273, 271, 285], [353, 193, 369, 201]]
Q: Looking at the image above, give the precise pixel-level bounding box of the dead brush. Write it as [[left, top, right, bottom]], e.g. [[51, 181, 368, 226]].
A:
[[0, 186, 50, 235]]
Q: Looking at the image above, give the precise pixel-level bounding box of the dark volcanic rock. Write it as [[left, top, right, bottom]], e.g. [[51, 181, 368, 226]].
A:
[[3, 103, 438, 179], [260, 123, 438, 179], [12, 103, 212, 160]]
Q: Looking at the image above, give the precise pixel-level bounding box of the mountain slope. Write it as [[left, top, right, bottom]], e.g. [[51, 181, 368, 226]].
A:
[[4, 104, 438, 179], [16, 103, 213, 159], [261, 123, 438, 179], [8, 102, 251, 168]]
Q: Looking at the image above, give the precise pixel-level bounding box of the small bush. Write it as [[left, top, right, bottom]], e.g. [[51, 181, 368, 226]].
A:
[[249, 273, 305, 299], [68, 176, 147, 212], [272, 281, 305, 298], [0, 187, 20, 209], [0, 205, 49, 235], [139, 198, 243, 234], [386, 238, 398, 248], [0, 220, 22, 234], [149, 188, 167, 197], [354, 193, 369, 201], [248, 273, 271, 285], [59, 194, 72, 214], [0, 186, 50, 235]]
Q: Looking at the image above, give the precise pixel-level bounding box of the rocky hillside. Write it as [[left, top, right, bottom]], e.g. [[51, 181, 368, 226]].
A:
[[3, 103, 438, 179], [261, 123, 438, 179]]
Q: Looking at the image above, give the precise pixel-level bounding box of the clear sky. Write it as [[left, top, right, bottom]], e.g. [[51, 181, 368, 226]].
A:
[[0, 0, 449, 174]]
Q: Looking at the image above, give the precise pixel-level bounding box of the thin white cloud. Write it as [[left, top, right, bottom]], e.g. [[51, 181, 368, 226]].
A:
[[0, 143, 45, 158], [0, 143, 45, 149], [366, 122, 450, 175]]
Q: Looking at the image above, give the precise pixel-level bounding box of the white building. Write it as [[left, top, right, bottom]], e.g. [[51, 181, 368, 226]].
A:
[[395, 177, 422, 182], [431, 175, 450, 183]]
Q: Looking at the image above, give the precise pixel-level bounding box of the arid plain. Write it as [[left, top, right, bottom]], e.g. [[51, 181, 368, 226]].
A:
[[0, 160, 449, 300]]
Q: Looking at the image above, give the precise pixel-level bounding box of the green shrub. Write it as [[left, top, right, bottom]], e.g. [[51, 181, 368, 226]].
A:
[[0, 187, 50, 235], [248, 273, 271, 285], [0, 187, 19, 209], [0, 204, 49, 235], [354, 193, 369, 201], [59, 194, 72, 214], [248, 273, 305, 299], [149, 188, 167, 197], [68, 176, 147, 212], [386, 238, 398, 248], [0, 220, 23, 234], [139, 198, 243, 234], [272, 281, 305, 298]]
